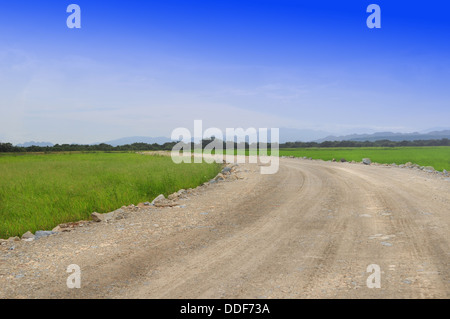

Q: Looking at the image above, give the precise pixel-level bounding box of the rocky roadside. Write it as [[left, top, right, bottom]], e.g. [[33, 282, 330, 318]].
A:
[[0, 161, 261, 298], [0, 163, 242, 247], [281, 156, 450, 180]]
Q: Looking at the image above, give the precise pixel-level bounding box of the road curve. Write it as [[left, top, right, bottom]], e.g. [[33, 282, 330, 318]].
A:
[[1, 158, 449, 298]]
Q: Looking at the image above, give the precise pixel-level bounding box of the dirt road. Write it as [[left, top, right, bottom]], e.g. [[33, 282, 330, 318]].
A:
[[1, 158, 449, 298]]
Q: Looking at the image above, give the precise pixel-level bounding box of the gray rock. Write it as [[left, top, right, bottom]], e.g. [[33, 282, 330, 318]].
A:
[[362, 158, 372, 165], [443, 169, 448, 175], [214, 173, 225, 181], [21, 231, 35, 240], [34, 231, 56, 240], [52, 225, 63, 232], [91, 212, 104, 222], [110, 209, 127, 220], [151, 194, 165, 205], [340, 158, 347, 163], [221, 167, 232, 174], [92, 209, 125, 222], [144, 202, 151, 206], [168, 193, 179, 200]]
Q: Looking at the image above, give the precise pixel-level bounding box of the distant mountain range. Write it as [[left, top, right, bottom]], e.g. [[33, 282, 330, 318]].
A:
[[95, 136, 173, 147], [14, 137, 172, 147], [314, 130, 450, 143], [278, 128, 332, 143], [13, 129, 450, 147]]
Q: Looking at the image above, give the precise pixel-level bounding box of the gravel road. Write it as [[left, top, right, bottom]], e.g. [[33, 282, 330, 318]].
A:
[[1, 158, 449, 298]]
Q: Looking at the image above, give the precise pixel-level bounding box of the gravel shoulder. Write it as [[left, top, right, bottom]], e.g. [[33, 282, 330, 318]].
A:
[[0, 158, 448, 299]]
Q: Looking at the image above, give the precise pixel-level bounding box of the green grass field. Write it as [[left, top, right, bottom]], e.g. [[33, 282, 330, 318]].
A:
[[0, 152, 221, 239], [279, 147, 450, 171]]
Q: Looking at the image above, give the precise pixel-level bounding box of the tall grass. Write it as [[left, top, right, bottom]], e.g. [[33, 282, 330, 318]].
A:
[[0, 152, 221, 238]]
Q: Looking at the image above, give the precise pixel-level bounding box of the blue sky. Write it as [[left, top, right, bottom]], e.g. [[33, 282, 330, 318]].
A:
[[1, 0, 449, 144]]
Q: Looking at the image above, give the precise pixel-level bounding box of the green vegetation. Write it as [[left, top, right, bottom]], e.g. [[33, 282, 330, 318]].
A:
[[1, 137, 449, 154], [0, 142, 177, 153], [280, 138, 450, 148], [0, 152, 221, 239], [279, 147, 450, 171]]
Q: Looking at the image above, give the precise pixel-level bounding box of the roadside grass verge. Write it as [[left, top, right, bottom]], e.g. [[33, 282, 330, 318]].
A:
[[279, 146, 450, 171], [0, 152, 221, 239], [189, 145, 449, 171]]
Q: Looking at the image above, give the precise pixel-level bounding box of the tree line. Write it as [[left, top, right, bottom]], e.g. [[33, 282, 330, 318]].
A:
[[0, 142, 178, 153], [0, 138, 449, 153]]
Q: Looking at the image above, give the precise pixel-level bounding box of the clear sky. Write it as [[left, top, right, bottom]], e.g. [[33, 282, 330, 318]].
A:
[[1, 0, 449, 144]]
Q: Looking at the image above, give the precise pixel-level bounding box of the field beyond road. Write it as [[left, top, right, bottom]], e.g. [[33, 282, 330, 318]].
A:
[[0, 152, 221, 239], [279, 146, 450, 171]]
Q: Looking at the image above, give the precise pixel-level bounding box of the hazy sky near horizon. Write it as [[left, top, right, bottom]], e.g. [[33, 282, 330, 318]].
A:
[[1, 0, 449, 144]]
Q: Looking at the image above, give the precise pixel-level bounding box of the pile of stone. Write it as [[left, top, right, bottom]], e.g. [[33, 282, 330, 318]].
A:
[[150, 190, 187, 208], [281, 155, 448, 177], [216, 163, 241, 181], [0, 162, 241, 246], [0, 230, 58, 245]]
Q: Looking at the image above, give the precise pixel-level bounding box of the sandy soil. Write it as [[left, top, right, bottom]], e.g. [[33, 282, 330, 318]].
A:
[[0, 158, 448, 299]]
